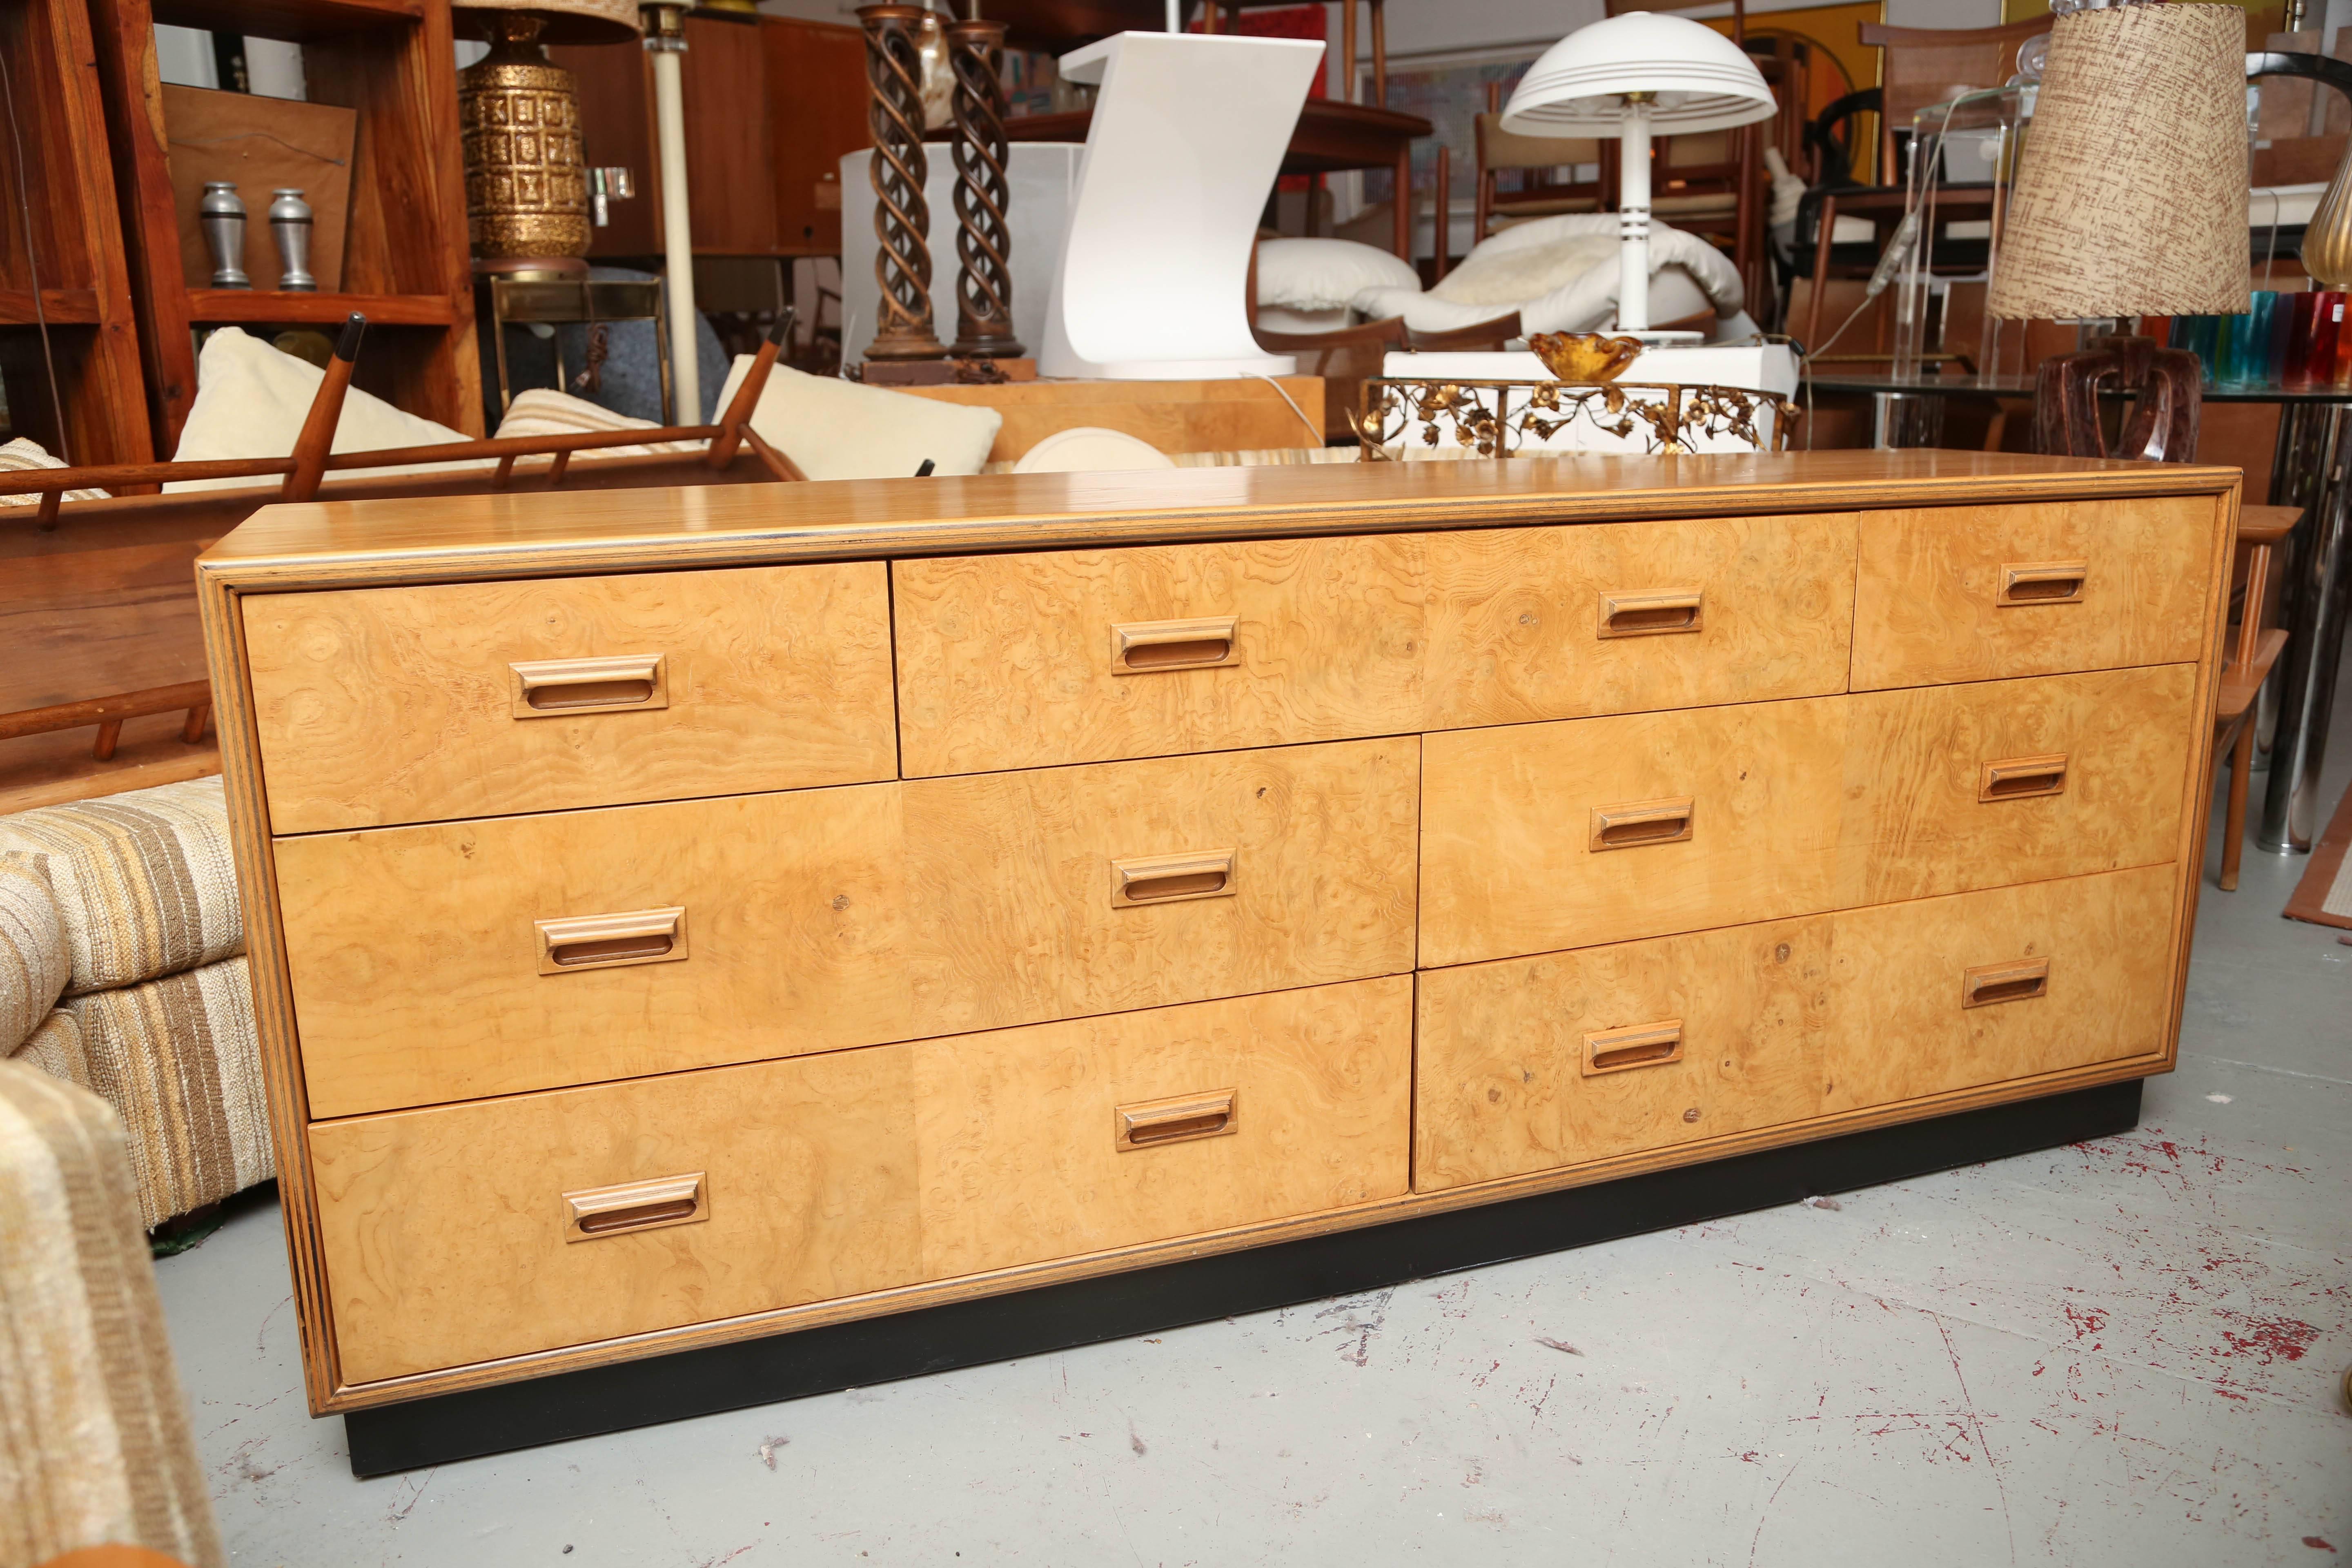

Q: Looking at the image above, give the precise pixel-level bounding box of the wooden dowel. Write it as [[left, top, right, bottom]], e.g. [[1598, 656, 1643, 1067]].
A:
[[182, 703, 212, 744], [1432, 146, 1451, 282], [709, 311, 793, 470], [0, 681, 216, 743], [1370, 0, 1385, 107], [547, 451, 572, 486], [1342, 0, 1357, 104], [91, 720, 122, 762], [284, 314, 367, 502], [744, 426, 810, 483]]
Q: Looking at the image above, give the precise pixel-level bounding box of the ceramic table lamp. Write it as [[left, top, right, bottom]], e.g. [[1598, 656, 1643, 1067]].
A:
[[1987, 0, 2249, 324], [452, 0, 641, 267], [1499, 13, 1775, 336]]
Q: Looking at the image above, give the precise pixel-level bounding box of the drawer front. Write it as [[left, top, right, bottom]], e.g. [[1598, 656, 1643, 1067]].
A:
[[1421, 512, 1858, 728], [1416, 915, 1836, 1190], [1838, 665, 2194, 907], [279, 785, 911, 1119], [313, 978, 1411, 1385], [1419, 699, 1846, 967], [903, 739, 1419, 1035], [913, 977, 1412, 1278], [891, 536, 1425, 776], [245, 564, 897, 833], [1851, 495, 2217, 689], [1412, 866, 2178, 1194], [313, 1042, 925, 1385], [1821, 864, 2177, 1111]]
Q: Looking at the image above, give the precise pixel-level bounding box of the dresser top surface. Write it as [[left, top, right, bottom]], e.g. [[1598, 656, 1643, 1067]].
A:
[[198, 449, 2237, 592]]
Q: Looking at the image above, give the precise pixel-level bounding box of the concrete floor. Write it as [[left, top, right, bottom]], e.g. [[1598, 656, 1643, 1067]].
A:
[[156, 679, 2352, 1567]]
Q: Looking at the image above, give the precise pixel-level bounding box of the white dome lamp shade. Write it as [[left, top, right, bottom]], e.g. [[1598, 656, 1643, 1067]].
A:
[[1501, 13, 1775, 335]]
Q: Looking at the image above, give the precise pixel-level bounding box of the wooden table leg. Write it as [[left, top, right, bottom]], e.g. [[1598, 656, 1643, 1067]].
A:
[[1393, 144, 1411, 260]]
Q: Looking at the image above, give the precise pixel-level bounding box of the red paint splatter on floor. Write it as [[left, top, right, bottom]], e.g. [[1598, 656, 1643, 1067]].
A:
[[2215, 1315, 2320, 1365], [2304, 1537, 2337, 1552]]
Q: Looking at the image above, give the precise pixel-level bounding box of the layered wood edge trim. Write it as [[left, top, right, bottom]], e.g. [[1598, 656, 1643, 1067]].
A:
[[195, 470, 2243, 595], [200, 578, 341, 1414], [2159, 480, 2242, 1073], [314, 1049, 2169, 1413]]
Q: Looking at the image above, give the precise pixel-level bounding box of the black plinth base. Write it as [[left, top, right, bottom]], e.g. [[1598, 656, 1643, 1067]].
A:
[[344, 1078, 2143, 1477]]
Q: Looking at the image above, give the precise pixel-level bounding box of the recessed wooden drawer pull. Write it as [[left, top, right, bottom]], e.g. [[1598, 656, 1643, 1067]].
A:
[[1962, 957, 2050, 1008], [1978, 754, 2068, 802], [1114, 1089, 1238, 1151], [1583, 1019, 1685, 1076], [1589, 797, 1695, 851], [561, 1172, 707, 1242], [535, 906, 689, 975], [1996, 561, 2088, 606], [1110, 616, 1241, 674], [508, 653, 669, 717], [1597, 588, 1704, 639], [1110, 848, 1237, 907]]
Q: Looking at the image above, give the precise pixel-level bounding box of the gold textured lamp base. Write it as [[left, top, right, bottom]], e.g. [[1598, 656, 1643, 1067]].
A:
[[460, 12, 592, 262]]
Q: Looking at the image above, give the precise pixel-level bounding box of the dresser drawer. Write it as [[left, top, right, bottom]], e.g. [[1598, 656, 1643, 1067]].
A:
[[278, 785, 911, 1120], [244, 564, 897, 833], [1838, 665, 2194, 907], [891, 536, 1425, 776], [903, 738, 1419, 1035], [1821, 864, 2177, 1112], [282, 739, 1419, 1118], [1420, 512, 1857, 728], [1416, 914, 1836, 1189], [312, 1038, 925, 1385], [1851, 495, 2218, 690], [1413, 866, 2176, 1193], [312, 978, 1411, 1385], [1419, 699, 1847, 967]]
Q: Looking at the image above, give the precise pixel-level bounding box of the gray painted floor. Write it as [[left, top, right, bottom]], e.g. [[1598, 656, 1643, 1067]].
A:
[[156, 672, 2352, 1567]]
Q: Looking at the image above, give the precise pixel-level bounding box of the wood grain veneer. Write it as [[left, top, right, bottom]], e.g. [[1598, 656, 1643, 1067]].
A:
[[1851, 494, 2216, 689], [311, 977, 1410, 1383], [244, 564, 896, 833], [281, 739, 1419, 1116], [192, 454, 2238, 1416], [1420, 666, 2197, 968], [1414, 864, 2178, 1190]]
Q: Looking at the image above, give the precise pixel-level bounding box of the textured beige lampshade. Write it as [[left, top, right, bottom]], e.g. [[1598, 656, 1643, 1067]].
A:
[[1987, 2, 2250, 321]]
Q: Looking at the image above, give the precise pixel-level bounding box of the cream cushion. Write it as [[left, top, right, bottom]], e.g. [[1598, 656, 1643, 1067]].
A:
[[709, 356, 1002, 481], [1011, 426, 1176, 474], [0, 438, 108, 507], [166, 327, 492, 492], [491, 387, 700, 458], [1352, 214, 1745, 336], [0, 855, 69, 1054], [1255, 238, 1421, 312]]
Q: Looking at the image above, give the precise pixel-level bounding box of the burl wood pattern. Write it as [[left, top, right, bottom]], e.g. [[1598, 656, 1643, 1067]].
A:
[[244, 564, 896, 834], [1415, 865, 2176, 1189], [312, 976, 1409, 1383], [278, 783, 909, 1119], [1421, 667, 2196, 967], [902, 739, 1420, 1035], [1851, 494, 2215, 689], [312, 1035, 925, 1384], [281, 739, 1418, 1116], [1419, 513, 1858, 727], [893, 537, 1428, 776]]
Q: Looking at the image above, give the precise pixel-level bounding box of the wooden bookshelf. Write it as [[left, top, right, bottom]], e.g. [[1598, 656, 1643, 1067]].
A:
[[85, 0, 483, 448], [0, 0, 154, 466]]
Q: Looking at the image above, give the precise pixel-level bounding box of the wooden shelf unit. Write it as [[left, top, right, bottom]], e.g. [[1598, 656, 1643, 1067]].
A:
[[0, 0, 154, 466], [86, 0, 483, 450]]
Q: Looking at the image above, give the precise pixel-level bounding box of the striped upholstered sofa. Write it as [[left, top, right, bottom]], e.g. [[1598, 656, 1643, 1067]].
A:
[[1, 778, 271, 1229]]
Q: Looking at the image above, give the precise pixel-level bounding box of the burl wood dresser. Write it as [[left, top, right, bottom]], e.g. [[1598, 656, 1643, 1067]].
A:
[[196, 451, 2240, 1467]]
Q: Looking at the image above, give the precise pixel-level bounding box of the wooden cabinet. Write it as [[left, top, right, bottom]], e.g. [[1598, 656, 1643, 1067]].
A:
[[555, 12, 870, 260], [85, 0, 484, 447], [198, 453, 2234, 1416]]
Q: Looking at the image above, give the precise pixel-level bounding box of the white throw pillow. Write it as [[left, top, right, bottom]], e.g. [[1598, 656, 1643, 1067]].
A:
[[166, 327, 488, 492], [1255, 238, 1420, 312], [1012, 426, 1175, 474], [708, 356, 1002, 481], [1431, 234, 1619, 308]]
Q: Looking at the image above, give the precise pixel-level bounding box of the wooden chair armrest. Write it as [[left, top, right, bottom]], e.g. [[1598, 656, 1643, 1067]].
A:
[[2215, 626, 2291, 722], [2238, 503, 2301, 545]]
